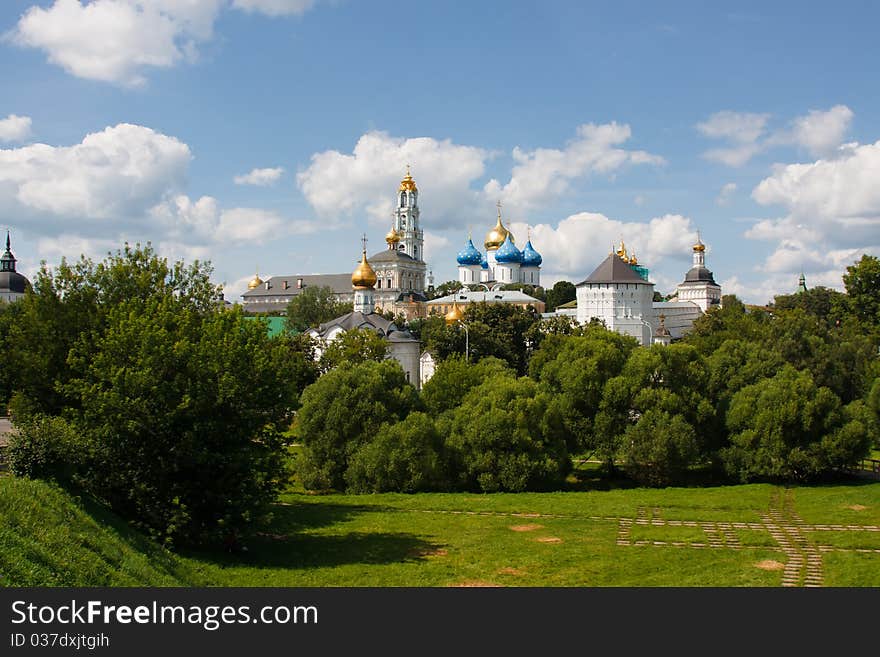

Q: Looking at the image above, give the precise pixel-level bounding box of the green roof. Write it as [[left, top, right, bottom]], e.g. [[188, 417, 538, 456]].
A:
[[243, 316, 291, 338]]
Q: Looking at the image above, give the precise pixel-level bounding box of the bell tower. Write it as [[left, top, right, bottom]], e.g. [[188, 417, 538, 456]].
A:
[[394, 166, 424, 262]]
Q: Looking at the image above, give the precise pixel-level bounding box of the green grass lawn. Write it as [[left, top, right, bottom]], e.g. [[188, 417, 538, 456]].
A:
[[3, 475, 880, 587]]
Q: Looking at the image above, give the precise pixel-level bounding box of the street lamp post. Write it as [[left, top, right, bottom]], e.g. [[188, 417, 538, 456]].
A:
[[460, 321, 469, 361], [445, 301, 469, 361]]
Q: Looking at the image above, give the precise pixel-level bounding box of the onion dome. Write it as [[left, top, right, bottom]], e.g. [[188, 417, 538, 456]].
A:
[[616, 240, 628, 260], [457, 237, 482, 266], [494, 234, 523, 264], [629, 251, 638, 265], [351, 249, 377, 289], [399, 166, 418, 192], [0, 232, 30, 295], [484, 204, 511, 250], [247, 271, 264, 290], [693, 233, 706, 253], [521, 238, 542, 267], [385, 225, 401, 246], [444, 300, 464, 325]]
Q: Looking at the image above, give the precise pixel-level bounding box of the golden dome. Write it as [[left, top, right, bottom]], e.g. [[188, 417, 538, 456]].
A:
[[616, 240, 628, 260], [629, 251, 638, 265], [484, 204, 511, 250], [693, 230, 705, 252], [399, 166, 418, 192], [247, 272, 263, 289], [351, 249, 377, 289], [385, 225, 401, 245], [445, 300, 464, 325]]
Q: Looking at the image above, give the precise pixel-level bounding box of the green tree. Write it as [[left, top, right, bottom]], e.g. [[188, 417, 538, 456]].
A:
[[295, 360, 422, 490], [772, 286, 849, 327], [683, 295, 771, 355], [420, 354, 514, 416], [63, 300, 296, 544], [428, 280, 463, 300], [594, 344, 714, 478], [843, 254, 880, 326], [623, 410, 701, 487], [2, 245, 221, 418], [5, 244, 299, 546], [722, 366, 870, 482], [544, 280, 576, 311], [415, 315, 466, 361], [462, 302, 542, 374], [346, 412, 447, 493], [285, 285, 352, 332], [317, 328, 389, 372], [530, 330, 636, 453], [500, 282, 545, 301], [446, 376, 570, 492]]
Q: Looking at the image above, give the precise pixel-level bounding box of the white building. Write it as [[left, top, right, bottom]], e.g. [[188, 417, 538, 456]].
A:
[[571, 236, 723, 345], [576, 247, 655, 346], [307, 244, 422, 387]]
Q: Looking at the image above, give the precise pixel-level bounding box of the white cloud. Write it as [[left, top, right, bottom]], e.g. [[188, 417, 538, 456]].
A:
[[746, 140, 880, 283], [10, 0, 227, 86], [231, 0, 316, 16], [297, 130, 489, 227], [696, 111, 769, 167], [697, 111, 769, 144], [422, 231, 450, 265], [151, 195, 320, 245], [503, 211, 696, 283], [0, 122, 191, 223], [0, 122, 310, 271], [697, 106, 854, 166], [0, 115, 33, 142], [10, 0, 321, 86], [484, 122, 664, 213], [784, 105, 854, 157], [234, 166, 284, 186], [716, 182, 737, 206]]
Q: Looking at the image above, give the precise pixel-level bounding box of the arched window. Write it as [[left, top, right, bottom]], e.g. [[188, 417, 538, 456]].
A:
[[400, 192, 406, 207]]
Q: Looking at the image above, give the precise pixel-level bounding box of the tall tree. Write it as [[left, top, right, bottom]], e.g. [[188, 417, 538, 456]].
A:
[[722, 366, 870, 482], [843, 254, 880, 327], [285, 285, 352, 332], [295, 360, 422, 490], [6, 244, 299, 545], [544, 280, 576, 311], [317, 328, 389, 373]]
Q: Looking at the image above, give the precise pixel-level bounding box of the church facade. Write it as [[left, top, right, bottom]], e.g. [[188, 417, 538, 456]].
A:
[[240, 169, 428, 319], [307, 242, 422, 387]]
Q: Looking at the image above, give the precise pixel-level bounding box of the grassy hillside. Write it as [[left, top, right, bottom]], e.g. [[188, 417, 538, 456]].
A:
[[0, 477, 206, 587], [3, 475, 880, 587]]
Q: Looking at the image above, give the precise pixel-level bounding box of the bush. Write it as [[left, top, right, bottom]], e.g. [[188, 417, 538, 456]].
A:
[[622, 410, 700, 487], [8, 413, 79, 481], [346, 413, 447, 493], [296, 360, 422, 491]]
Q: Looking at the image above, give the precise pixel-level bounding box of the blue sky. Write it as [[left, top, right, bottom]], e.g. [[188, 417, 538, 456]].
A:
[[2, 0, 879, 304]]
